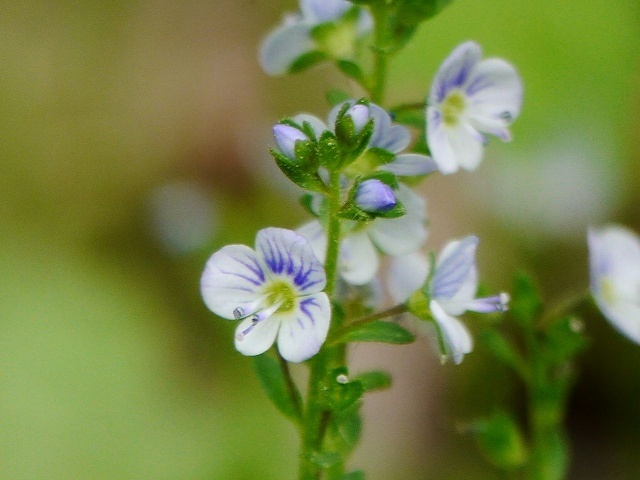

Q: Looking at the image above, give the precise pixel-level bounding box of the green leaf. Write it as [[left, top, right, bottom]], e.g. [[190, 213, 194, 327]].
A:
[[541, 315, 588, 365], [288, 50, 328, 74], [509, 272, 543, 328], [479, 329, 528, 379], [331, 403, 362, 452], [472, 411, 528, 470], [352, 370, 392, 391], [270, 149, 327, 193], [397, 0, 453, 25], [335, 321, 415, 345], [321, 368, 365, 411], [252, 354, 302, 422], [531, 429, 568, 480], [336, 59, 366, 84], [326, 89, 351, 107]]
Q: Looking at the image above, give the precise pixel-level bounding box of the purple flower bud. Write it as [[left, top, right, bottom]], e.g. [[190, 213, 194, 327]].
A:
[[355, 179, 396, 213], [273, 124, 309, 159], [345, 104, 370, 135]]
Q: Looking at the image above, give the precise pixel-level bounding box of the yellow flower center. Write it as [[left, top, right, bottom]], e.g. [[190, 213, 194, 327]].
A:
[[441, 90, 467, 127], [263, 280, 297, 314]]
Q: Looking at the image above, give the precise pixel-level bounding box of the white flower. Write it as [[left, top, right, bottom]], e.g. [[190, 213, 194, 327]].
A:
[[298, 183, 428, 285], [427, 41, 523, 174], [259, 0, 372, 75], [388, 237, 509, 364], [588, 225, 640, 345], [200, 227, 331, 363]]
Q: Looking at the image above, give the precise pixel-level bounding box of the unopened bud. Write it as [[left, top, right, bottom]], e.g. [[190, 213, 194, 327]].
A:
[[273, 124, 308, 159], [354, 179, 396, 213]]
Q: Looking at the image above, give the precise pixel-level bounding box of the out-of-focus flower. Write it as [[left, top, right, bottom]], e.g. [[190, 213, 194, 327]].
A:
[[588, 225, 640, 345], [427, 41, 523, 174], [260, 0, 372, 75], [299, 184, 428, 285], [389, 237, 509, 364], [200, 227, 331, 363]]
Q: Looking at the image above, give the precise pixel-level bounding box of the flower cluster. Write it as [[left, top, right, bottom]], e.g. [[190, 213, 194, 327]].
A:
[[200, 37, 525, 363]]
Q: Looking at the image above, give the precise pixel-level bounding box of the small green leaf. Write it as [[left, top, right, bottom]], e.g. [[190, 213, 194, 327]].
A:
[[322, 368, 365, 411], [336, 59, 366, 84], [335, 321, 415, 345], [326, 89, 351, 107], [397, 0, 453, 25], [332, 403, 362, 452], [479, 329, 528, 379], [541, 315, 589, 365], [353, 370, 392, 391], [253, 354, 301, 422], [509, 272, 543, 328], [472, 411, 528, 470], [288, 50, 328, 74]]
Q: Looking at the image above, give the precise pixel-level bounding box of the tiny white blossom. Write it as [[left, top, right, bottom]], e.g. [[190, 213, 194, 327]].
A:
[[260, 0, 372, 75], [298, 184, 428, 286], [200, 227, 331, 363], [389, 237, 509, 364], [588, 225, 640, 345], [427, 41, 523, 174]]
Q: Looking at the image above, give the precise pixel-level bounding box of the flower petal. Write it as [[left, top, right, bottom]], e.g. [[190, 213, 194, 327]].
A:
[[368, 184, 428, 255], [297, 220, 327, 263], [387, 252, 430, 303], [430, 300, 473, 364], [466, 58, 523, 137], [300, 0, 351, 23], [381, 153, 439, 176], [255, 227, 326, 294], [200, 244, 266, 319], [234, 315, 280, 357], [368, 104, 411, 153], [277, 293, 331, 362], [293, 113, 329, 138], [588, 226, 640, 345], [429, 41, 482, 105], [431, 236, 479, 307], [340, 230, 379, 285], [259, 22, 315, 75]]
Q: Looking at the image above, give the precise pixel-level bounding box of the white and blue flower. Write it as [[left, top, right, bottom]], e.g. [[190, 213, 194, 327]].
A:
[[200, 227, 331, 363], [298, 183, 428, 286], [389, 236, 509, 364], [588, 225, 640, 345], [260, 0, 372, 75], [427, 41, 523, 174]]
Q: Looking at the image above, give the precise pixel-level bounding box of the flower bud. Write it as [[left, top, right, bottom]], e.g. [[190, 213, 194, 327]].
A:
[[273, 124, 309, 159], [345, 104, 370, 135], [354, 179, 396, 213]]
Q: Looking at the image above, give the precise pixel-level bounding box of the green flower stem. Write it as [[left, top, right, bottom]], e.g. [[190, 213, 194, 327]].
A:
[[299, 352, 328, 480], [369, 3, 391, 104], [324, 169, 343, 299], [327, 303, 408, 345]]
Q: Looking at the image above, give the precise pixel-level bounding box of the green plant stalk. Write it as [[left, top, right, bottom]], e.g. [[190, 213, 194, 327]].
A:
[[299, 169, 344, 480], [369, 3, 391, 104]]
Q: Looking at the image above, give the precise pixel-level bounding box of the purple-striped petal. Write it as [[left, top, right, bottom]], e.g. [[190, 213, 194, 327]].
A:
[[200, 244, 266, 319], [429, 41, 482, 105], [381, 153, 439, 176], [255, 227, 326, 294], [430, 299, 473, 364], [234, 311, 281, 356], [277, 292, 331, 362], [431, 236, 479, 303]]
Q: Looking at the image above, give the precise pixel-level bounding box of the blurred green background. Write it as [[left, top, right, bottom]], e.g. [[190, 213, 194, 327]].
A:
[[1, 1, 639, 478]]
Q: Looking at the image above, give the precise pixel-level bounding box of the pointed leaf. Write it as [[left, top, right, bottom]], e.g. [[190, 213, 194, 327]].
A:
[[335, 321, 415, 344], [253, 354, 302, 422], [337, 59, 366, 84], [472, 411, 528, 470], [353, 370, 392, 391]]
